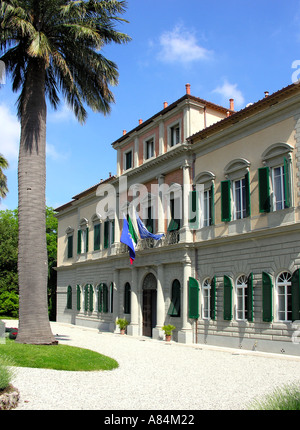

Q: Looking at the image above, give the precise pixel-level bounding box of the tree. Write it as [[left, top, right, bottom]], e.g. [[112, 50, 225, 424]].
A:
[[0, 154, 9, 201], [0, 0, 130, 344], [0, 208, 58, 319]]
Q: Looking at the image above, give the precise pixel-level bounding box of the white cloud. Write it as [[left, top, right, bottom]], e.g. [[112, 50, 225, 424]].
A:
[[0, 104, 20, 165], [48, 103, 75, 123], [212, 80, 245, 108], [158, 24, 213, 65], [46, 142, 68, 161]]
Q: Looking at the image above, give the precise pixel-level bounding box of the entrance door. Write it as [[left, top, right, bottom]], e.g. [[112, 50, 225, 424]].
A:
[[142, 289, 157, 337]]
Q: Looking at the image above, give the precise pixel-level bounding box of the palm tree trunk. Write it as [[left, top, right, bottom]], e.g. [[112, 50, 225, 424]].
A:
[[16, 58, 57, 345]]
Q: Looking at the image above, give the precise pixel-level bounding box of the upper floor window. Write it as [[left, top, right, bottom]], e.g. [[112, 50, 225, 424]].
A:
[[125, 150, 133, 170], [170, 124, 180, 147], [145, 138, 154, 160], [66, 226, 74, 259], [77, 218, 89, 254], [104, 219, 114, 249], [221, 159, 251, 222], [259, 143, 293, 213]]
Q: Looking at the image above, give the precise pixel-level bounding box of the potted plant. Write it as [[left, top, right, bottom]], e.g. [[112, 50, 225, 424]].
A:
[[162, 324, 176, 342], [116, 318, 129, 335]]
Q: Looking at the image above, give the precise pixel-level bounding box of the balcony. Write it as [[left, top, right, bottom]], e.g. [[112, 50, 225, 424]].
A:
[[117, 230, 180, 255]]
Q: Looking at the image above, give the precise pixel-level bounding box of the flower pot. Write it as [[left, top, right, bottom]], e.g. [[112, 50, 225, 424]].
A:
[[165, 334, 171, 342], [120, 329, 126, 335]]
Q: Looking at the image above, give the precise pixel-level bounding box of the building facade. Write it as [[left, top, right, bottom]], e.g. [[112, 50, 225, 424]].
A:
[[56, 83, 300, 355]]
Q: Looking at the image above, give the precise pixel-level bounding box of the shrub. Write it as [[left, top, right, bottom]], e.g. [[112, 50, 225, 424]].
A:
[[0, 292, 19, 318], [250, 383, 300, 410], [0, 358, 15, 392]]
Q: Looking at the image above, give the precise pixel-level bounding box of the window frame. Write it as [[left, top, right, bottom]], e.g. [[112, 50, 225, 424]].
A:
[[124, 149, 133, 171], [276, 271, 292, 322]]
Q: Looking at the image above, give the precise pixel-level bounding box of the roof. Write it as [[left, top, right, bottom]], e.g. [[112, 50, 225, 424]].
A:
[[111, 93, 233, 147], [187, 82, 300, 144], [55, 175, 116, 213]]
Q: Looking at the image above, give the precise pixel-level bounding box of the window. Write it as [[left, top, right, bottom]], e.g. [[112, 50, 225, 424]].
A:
[[125, 150, 132, 170], [222, 160, 251, 222], [67, 286, 72, 310], [202, 277, 216, 320], [168, 280, 181, 317], [170, 124, 180, 147], [66, 227, 74, 259], [104, 219, 114, 249], [76, 285, 81, 311], [276, 272, 292, 322], [145, 138, 154, 159], [67, 235, 73, 258], [236, 275, 248, 321], [110, 283, 114, 313], [94, 223, 101, 251], [77, 218, 89, 254], [84, 284, 94, 312], [124, 283, 131, 314], [98, 283, 108, 313], [272, 165, 287, 211], [259, 144, 293, 213], [204, 188, 213, 226], [193, 172, 215, 228], [202, 279, 211, 320], [233, 178, 246, 220]]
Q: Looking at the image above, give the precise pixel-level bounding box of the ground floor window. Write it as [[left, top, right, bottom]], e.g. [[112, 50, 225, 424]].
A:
[[276, 271, 292, 322]]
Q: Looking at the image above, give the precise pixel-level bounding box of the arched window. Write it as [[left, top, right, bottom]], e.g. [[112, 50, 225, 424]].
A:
[[202, 278, 211, 320], [235, 274, 253, 321], [97, 283, 108, 313], [76, 285, 81, 311], [124, 283, 131, 314], [168, 280, 181, 317], [67, 286, 72, 310], [276, 272, 292, 322]]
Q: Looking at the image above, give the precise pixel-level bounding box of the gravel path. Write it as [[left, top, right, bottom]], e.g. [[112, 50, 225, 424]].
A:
[[6, 321, 300, 410]]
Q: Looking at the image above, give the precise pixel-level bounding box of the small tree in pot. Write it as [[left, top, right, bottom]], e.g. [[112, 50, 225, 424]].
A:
[[116, 318, 129, 335], [162, 324, 176, 342]]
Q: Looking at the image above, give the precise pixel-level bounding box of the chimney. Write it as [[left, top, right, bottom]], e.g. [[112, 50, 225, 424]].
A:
[[139, 119, 143, 125], [164, 101, 168, 109], [229, 98, 234, 111], [186, 83, 191, 95], [109, 172, 112, 178], [123, 130, 126, 136], [264, 91, 269, 98]]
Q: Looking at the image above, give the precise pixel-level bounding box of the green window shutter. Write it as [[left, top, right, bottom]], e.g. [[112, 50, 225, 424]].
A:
[[291, 269, 300, 322], [247, 272, 254, 322], [223, 275, 233, 321], [85, 227, 89, 253], [67, 286, 72, 310], [77, 230, 82, 254], [258, 167, 270, 213], [124, 283, 131, 314], [111, 220, 115, 244], [98, 284, 103, 312], [168, 280, 181, 317], [211, 183, 215, 226], [283, 157, 291, 209], [110, 283, 114, 313], [104, 221, 109, 249], [84, 285, 89, 311], [262, 272, 273, 322], [189, 190, 199, 230], [67, 235, 73, 259], [76, 285, 81, 311], [245, 171, 251, 218], [89, 285, 94, 312], [94, 223, 101, 251], [221, 180, 231, 222], [210, 276, 216, 320], [103, 284, 108, 313], [188, 277, 199, 319], [167, 218, 179, 231]]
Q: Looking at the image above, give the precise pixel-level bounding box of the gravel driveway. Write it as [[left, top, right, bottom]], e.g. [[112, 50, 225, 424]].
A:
[[7, 321, 300, 410]]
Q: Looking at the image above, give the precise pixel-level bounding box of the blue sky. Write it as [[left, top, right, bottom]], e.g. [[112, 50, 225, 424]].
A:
[[1, 0, 300, 211]]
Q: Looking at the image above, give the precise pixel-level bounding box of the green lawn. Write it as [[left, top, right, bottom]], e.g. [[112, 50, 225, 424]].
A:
[[0, 339, 118, 371]]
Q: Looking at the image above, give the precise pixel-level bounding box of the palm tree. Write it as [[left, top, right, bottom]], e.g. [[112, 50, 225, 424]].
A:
[[0, 154, 9, 201], [0, 0, 130, 344]]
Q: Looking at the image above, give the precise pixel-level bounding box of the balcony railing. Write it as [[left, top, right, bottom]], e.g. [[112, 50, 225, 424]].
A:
[[117, 230, 180, 255]]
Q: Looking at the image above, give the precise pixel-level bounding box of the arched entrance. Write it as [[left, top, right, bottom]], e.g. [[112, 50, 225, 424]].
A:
[[142, 273, 157, 337]]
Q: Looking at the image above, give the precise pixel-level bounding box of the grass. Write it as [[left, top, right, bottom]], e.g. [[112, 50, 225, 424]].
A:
[[0, 339, 118, 372], [0, 357, 16, 391], [250, 383, 300, 410]]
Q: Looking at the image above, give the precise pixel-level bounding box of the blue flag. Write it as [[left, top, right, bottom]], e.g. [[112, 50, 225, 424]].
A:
[[136, 213, 164, 241], [120, 215, 136, 264]]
